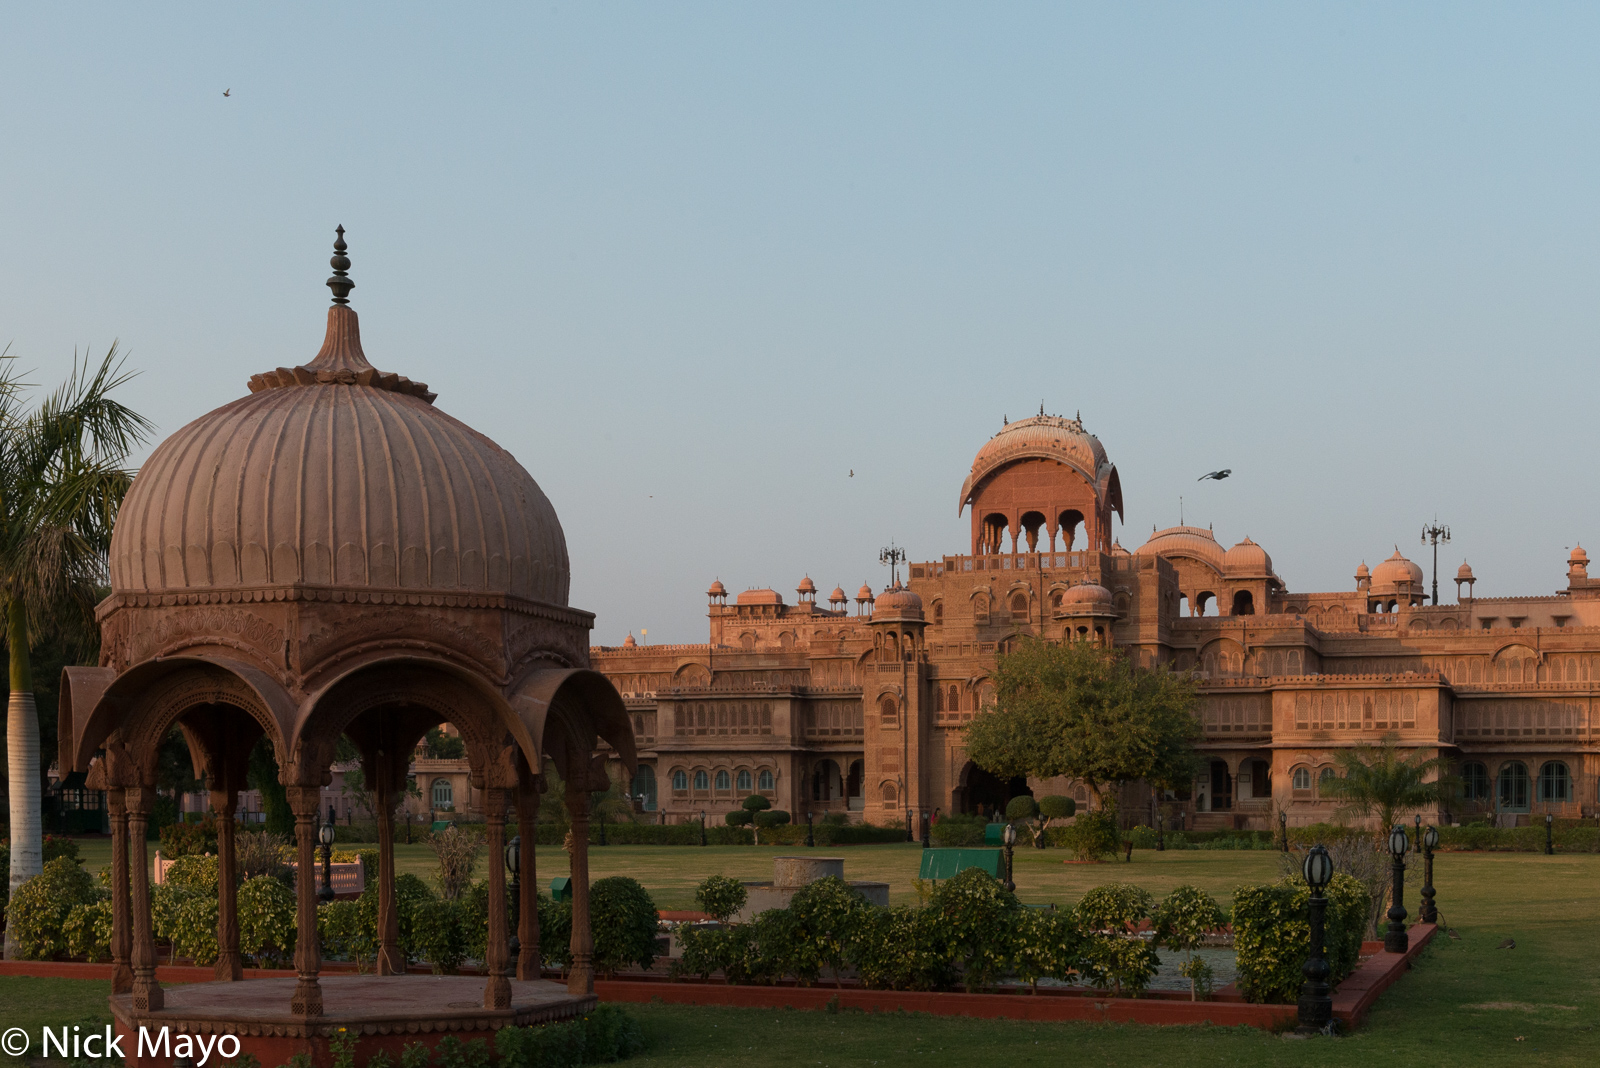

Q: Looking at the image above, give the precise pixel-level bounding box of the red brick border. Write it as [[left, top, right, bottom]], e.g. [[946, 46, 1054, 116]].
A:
[[0, 924, 1432, 1033]]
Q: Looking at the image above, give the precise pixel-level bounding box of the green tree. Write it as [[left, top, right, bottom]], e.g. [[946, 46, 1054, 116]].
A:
[[1, 347, 149, 953], [964, 638, 1199, 809], [1319, 732, 1457, 832]]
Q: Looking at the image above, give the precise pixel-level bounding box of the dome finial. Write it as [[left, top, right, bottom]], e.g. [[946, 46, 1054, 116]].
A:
[[327, 225, 354, 306]]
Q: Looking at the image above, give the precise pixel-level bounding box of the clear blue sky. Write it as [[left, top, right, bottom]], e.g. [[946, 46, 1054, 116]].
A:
[[3, 4, 1598, 644]]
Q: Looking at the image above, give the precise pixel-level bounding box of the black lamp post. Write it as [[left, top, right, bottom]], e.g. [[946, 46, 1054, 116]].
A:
[[1001, 822, 1017, 893], [805, 811, 815, 848], [1419, 825, 1438, 924], [1545, 812, 1554, 855], [1385, 824, 1409, 954], [1297, 843, 1334, 1034], [1280, 810, 1289, 853], [506, 834, 521, 957], [1414, 813, 1422, 853], [700, 809, 707, 847], [317, 813, 336, 903], [1156, 812, 1165, 852], [921, 811, 931, 849]]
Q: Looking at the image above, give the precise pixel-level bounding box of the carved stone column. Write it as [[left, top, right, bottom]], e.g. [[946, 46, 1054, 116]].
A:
[[287, 786, 323, 1016], [482, 788, 511, 1009], [107, 788, 133, 995], [565, 785, 594, 996], [126, 786, 163, 1011], [515, 785, 540, 980], [375, 766, 403, 976], [212, 791, 242, 980]]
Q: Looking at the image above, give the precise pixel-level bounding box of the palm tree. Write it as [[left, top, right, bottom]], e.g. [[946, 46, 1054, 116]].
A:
[[1319, 732, 1457, 833], [2, 345, 149, 956]]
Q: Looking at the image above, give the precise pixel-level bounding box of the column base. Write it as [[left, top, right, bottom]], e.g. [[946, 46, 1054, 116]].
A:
[[483, 975, 512, 1010], [131, 977, 164, 1012], [566, 960, 593, 997], [215, 951, 244, 982], [378, 946, 405, 975], [290, 977, 323, 1017]]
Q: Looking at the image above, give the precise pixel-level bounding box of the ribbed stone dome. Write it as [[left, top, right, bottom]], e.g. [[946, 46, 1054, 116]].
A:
[[108, 304, 569, 606]]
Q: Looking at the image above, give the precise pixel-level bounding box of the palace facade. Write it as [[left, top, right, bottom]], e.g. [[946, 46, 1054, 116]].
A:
[[594, 412, 1600, 831]]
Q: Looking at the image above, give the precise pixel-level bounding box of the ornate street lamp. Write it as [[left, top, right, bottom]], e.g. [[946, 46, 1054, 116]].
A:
[[805, 811, 815, 848], [1385, 824, 1410, 954], [1002, 822, 1017, 893], [700, 809, 708, 847], [1545, 812, 1554, 856], [1297, 843, 1334, 1034], [317, 813, 337, 903], [1280, 810, 1289, 853], [921, 811, 931, 849], [1414, 814, 1422, 853], [506, 834, 521, 957], [1419, 825, 1439, 924], [1156, 812, 1165, 852], [1421, 521, 1450, 606]]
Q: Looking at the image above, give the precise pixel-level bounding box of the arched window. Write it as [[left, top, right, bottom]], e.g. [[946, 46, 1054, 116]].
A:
[[1292, 767, 1311, 793], [758, 769, 774, 791], [1010, 593, 1029, 622], [431, 778, 453, 809], [933, 600, 943, 625], [736, 769, 752, 792], [693, 770, 710, 792], [933, 686, 944, 713], [1317, 767, 1336, 794], [949, 684, 961, 712], [879, 696, 898, 726], [1538, 761, 1571, 802], [715, 770, 731, 791], [1498, 762, 1530, 812], [1459, 761, 1489, 802], [672, 769, 688, 791], [881, 782, 898, 804]]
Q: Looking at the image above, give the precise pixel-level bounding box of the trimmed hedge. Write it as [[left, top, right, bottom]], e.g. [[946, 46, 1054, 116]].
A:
[[1231, 872, 1369, 1004]]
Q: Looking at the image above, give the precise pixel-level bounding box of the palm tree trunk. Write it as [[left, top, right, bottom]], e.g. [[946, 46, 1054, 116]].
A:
[[5, 599, 40, 960]]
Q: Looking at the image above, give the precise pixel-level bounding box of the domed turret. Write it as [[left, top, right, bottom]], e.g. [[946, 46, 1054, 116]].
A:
[[828, 585, 847, 607], [622, 633, 636, 648], [1138, 526, 1225, 573], [1223, 537, 1273, 578], [1456, 561, 1475, 581], [1370, 549, 1424, 593], [873, 585, 924, 620], [1570, 545, 1589, 576], [110, 236, 566, 606], [708, 579, 727, 597], [1061, 582, 1114, 607], [857, 583, 874, 602], [958, 410, 1122, 555]]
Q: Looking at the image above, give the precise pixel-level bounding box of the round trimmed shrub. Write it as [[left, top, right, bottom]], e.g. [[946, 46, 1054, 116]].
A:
[[741, 794, 771, 812], [1038, 795, 1077, 820], [1005, 795, 1039, 822], [695, 874, 747, 923], [753, 810, 791, 829], [724, 810, 752, 827], [6, 857, 98, 960], [591, 875, 659, 976]]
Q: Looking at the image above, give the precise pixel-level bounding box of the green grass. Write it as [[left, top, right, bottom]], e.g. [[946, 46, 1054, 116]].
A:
[[33, 843, 1600, 1065]]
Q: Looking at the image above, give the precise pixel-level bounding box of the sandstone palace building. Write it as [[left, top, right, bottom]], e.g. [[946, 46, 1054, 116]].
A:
[[594, 413, 1598, 831]]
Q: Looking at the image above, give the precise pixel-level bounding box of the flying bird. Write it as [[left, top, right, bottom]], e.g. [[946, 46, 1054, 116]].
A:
[[1197, 469, 1232, 482], [849, 469, 854, 477], [223, 89, 231, 97]]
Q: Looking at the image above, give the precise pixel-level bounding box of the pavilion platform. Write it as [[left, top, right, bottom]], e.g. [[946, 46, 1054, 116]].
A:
[[111, 975, 595, 1068]]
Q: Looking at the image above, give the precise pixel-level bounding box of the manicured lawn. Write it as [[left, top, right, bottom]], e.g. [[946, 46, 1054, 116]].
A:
[[37, 842, 1600, 1065]]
